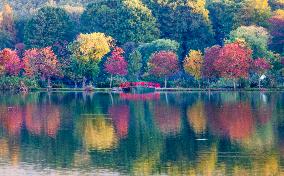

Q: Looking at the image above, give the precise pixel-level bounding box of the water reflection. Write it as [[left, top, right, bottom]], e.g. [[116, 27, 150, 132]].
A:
[[0, 91, 282, 175], [187, 101, 207, 135], [79, 116, 118, 151]]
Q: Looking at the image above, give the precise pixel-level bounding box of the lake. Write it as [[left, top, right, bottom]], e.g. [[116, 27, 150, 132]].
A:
[[0, 91, 283, 175]]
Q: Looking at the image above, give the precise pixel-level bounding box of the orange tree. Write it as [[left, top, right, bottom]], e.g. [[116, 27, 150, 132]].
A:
[[183, 50, 204, 88], [23, 47, 60, 88]]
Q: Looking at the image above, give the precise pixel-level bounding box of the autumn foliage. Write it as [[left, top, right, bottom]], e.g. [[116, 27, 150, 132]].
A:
[[104, 47, 128, 76], [214, 42, 252, 79], [253, 58, 271, 75], [268, 11, 284, 53], [148, 51, 179, 87], [183, 50, 204, 87], [23, 47, 60, 79], [203, 45, 221, 78], [214, 41, 253, 88], [0, 48, 22, 76], [72, 32, 113, 62]]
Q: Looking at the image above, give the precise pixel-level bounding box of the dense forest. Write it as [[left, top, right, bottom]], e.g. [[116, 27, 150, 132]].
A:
[[0, 0, 283, 89]]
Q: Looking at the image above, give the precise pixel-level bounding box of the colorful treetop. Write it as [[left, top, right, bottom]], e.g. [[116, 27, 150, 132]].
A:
[[253, 58, 271, 75], [23, 47, 60, 79], [0, 48, 21, 76], [72, 32, 113, 62], [203, 45, 221, 78], [148, 51, 179, 78], [104, 47, 128, 76], [183, 50, 204, 80], [214, 41, 253, 79]]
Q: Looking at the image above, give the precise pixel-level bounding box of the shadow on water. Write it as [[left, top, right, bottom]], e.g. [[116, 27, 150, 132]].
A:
[[0, 91, 283, 175]]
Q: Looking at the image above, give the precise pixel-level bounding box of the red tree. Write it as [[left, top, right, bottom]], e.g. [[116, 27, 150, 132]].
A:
[[104, 47, 128, 88], [203, 45, 222, 82], [253, 58, 271, 88], [148, 51, 179, 88], [0, 48, 22, 76], [214, 42, 253, 90], [23, 47, 60, 88]]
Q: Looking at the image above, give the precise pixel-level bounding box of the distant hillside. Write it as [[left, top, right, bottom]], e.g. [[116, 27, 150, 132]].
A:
[[0, 0, 91, 18]]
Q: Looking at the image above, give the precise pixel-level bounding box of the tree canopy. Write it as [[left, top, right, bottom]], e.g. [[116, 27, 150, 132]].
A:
[[24, 6, 75, 48], [80, 0, 159, 44]]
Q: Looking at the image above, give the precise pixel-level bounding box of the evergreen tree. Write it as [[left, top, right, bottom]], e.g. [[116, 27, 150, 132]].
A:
[[24, 6, 75, 48]]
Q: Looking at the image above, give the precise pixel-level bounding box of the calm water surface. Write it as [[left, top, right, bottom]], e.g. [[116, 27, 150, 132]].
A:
[[0, 91, 283, 175]]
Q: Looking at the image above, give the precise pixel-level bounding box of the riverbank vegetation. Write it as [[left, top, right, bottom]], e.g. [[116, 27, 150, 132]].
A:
[[0, 0, 283, 90]]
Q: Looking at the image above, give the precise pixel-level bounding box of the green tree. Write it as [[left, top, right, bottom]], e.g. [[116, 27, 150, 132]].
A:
[[133, 39, 180, 76], [60, 56, 84, 87], [229, 25, 270, 58], [0, 30, 14, 49], [24, 6, 75, 48], [144, 0, 214, 56], [207, 0, 238, 45], [136, 39, 180, 63], [80, 0, 159, 44], [127, 50, 142, 81]]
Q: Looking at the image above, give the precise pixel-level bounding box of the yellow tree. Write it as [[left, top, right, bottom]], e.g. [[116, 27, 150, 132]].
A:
[[183, 50, 204, 88], [72, 32, 113, 62], [0, 3, 15, 36], [245, 0, 271, 25], [71, 32, 113, 86]]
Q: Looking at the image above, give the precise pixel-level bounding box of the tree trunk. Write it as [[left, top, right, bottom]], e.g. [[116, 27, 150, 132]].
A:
[[207, 78, 210, 89], [75, 82, 78, 88], [47, 77, 51, 89], [164, 77, 167, 88], [233, 80, 236, 91], [258, 77, 261, 89], [82, 77, 86, 88], [198, 80, 201, 89], [110, 74, 113, 88]]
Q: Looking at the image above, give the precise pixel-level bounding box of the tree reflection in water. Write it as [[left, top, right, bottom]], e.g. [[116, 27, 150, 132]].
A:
[[79, 116, 118, 151], [0, 92, 281, 175], [153, 103, 181, 136], [187, 101, 207, 135], [108, 105, 129, 139]]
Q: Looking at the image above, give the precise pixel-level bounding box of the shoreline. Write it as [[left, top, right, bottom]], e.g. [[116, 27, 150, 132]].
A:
[[14, 87, 284, 92]]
